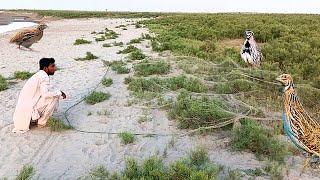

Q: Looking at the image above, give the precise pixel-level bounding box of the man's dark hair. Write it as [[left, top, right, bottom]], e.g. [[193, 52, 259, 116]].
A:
[[39, 58, 55, 70]]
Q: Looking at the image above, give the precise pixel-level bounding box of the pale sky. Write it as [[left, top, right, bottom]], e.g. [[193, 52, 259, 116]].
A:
[[1, 0, 320, 14]]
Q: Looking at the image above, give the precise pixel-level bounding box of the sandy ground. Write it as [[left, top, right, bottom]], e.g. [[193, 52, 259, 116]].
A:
[[0, 18, 319, 179]]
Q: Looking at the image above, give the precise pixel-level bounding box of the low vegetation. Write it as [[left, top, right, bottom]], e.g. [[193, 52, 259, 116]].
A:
[[142, 13, 320, 88], [87, 147, 223, 179], [47, 117, 73, 132], [128, 38, 143, 44], [134, 60, 170, 76], [0, 75, 8, 91], [118, 131, 135, 144], [231, 119, 290, 163], [113, 41, 124, 46], [85, 91, 111, 105], [135, 23, 142, 28], [75, 52, 98, 61], [95, 35, 106, 42], [141, 33, 152, 40], [214, 79, 257, 94], [107, 61, 130, 74], [115, 24, 126, 28], [264, 161, 284, 180], [101, 78, 113, 87], [73, 38, 92, 45], [129, 49, 146, 60], [104, 28, 119, 39], [21, 10, 163, 19], [16, 165, 35, 180], [117, 45, 139, 54], [128, 76, 207, 95], [102, 43, 112, 47], [13, 71, 34, 80], [169, 90, 234, 129]]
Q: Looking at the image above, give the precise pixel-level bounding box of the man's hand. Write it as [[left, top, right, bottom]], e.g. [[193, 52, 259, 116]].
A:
[[61, 91, 66, 99]]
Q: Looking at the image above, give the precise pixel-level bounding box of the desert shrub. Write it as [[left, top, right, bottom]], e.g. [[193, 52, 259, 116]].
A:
[[117, 45, 139, 54], [128, 38, 143, 44], [113, 41, 124, 46], [85, 91, 111, 105], [88, 148, 222, 179], [129, 49, 146, 60], [14, 71, 34, 80], [0, 75, 8, 91], [16, 165, 34, 180], [118, 131, 135, 144], [75, 52, 98, 61], [169, 90, 234, 129], [74, 39, 91, 45], [47, 117, 72, 132], [231, 119, 290, 162], [141, 33, 152, 40], [135, 23, 142, 28], [134, 60, 170, 76], [214, 79, 256, 94], [101, 78, 113, 87], [102, 43, 112, 47], [95, 35, 106, 41]]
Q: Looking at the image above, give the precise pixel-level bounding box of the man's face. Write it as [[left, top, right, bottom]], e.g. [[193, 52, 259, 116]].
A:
[[44, 63, 56, 75]]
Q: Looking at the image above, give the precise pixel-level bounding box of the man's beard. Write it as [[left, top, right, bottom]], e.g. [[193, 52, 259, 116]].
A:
[[48, 72, 55, 75]]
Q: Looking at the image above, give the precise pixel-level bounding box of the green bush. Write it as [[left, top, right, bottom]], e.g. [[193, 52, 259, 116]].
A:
[[104, 29, 119, 39], [85, 91, 111, 105], [88, 150, 222, 179], [129, 49, 146, 60], [95, 35, 106, 41], [73, 39, 91, 45], [0, 75, 8, 91], [16, 165, 34, 180], [134, 60, 170, 76], [128, 38, 143, 44], [101, 78, 113, 87], [89, 165, 110, 179], [118, 131, 135, 144], [141, 33, 152, 40], [169, 90, 233, 129], [14, 71, 34, 80], [111, 63, 130, 74], [231, 119, 290, 162], [128, 76, 207, 94], [189, 146, 209, 166], [214, 79, 256, 94], [135, 23, 142, 28], [113, 41, 124, 46], [75, 52, 98, 61], [106, 61, 130, 74], [47, 117, 72, 132], [117, 45, 139, 54], [102, 43, 112, 47]]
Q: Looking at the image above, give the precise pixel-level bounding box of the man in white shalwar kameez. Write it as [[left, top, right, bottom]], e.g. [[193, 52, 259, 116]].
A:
[[12, 58, 66, 133]]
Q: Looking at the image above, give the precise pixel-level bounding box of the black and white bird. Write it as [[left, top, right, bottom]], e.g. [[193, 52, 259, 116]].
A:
[[240, 30, 262, 68]]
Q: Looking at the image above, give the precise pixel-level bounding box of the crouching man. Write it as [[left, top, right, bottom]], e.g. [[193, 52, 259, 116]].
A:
[[12, 58, 66, 133]]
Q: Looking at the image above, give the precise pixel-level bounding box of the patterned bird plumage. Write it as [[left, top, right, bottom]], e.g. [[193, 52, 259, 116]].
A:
[[240, 30, 262, 68], [10, 23, 48, 49], [276, 74, 320, 157]]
